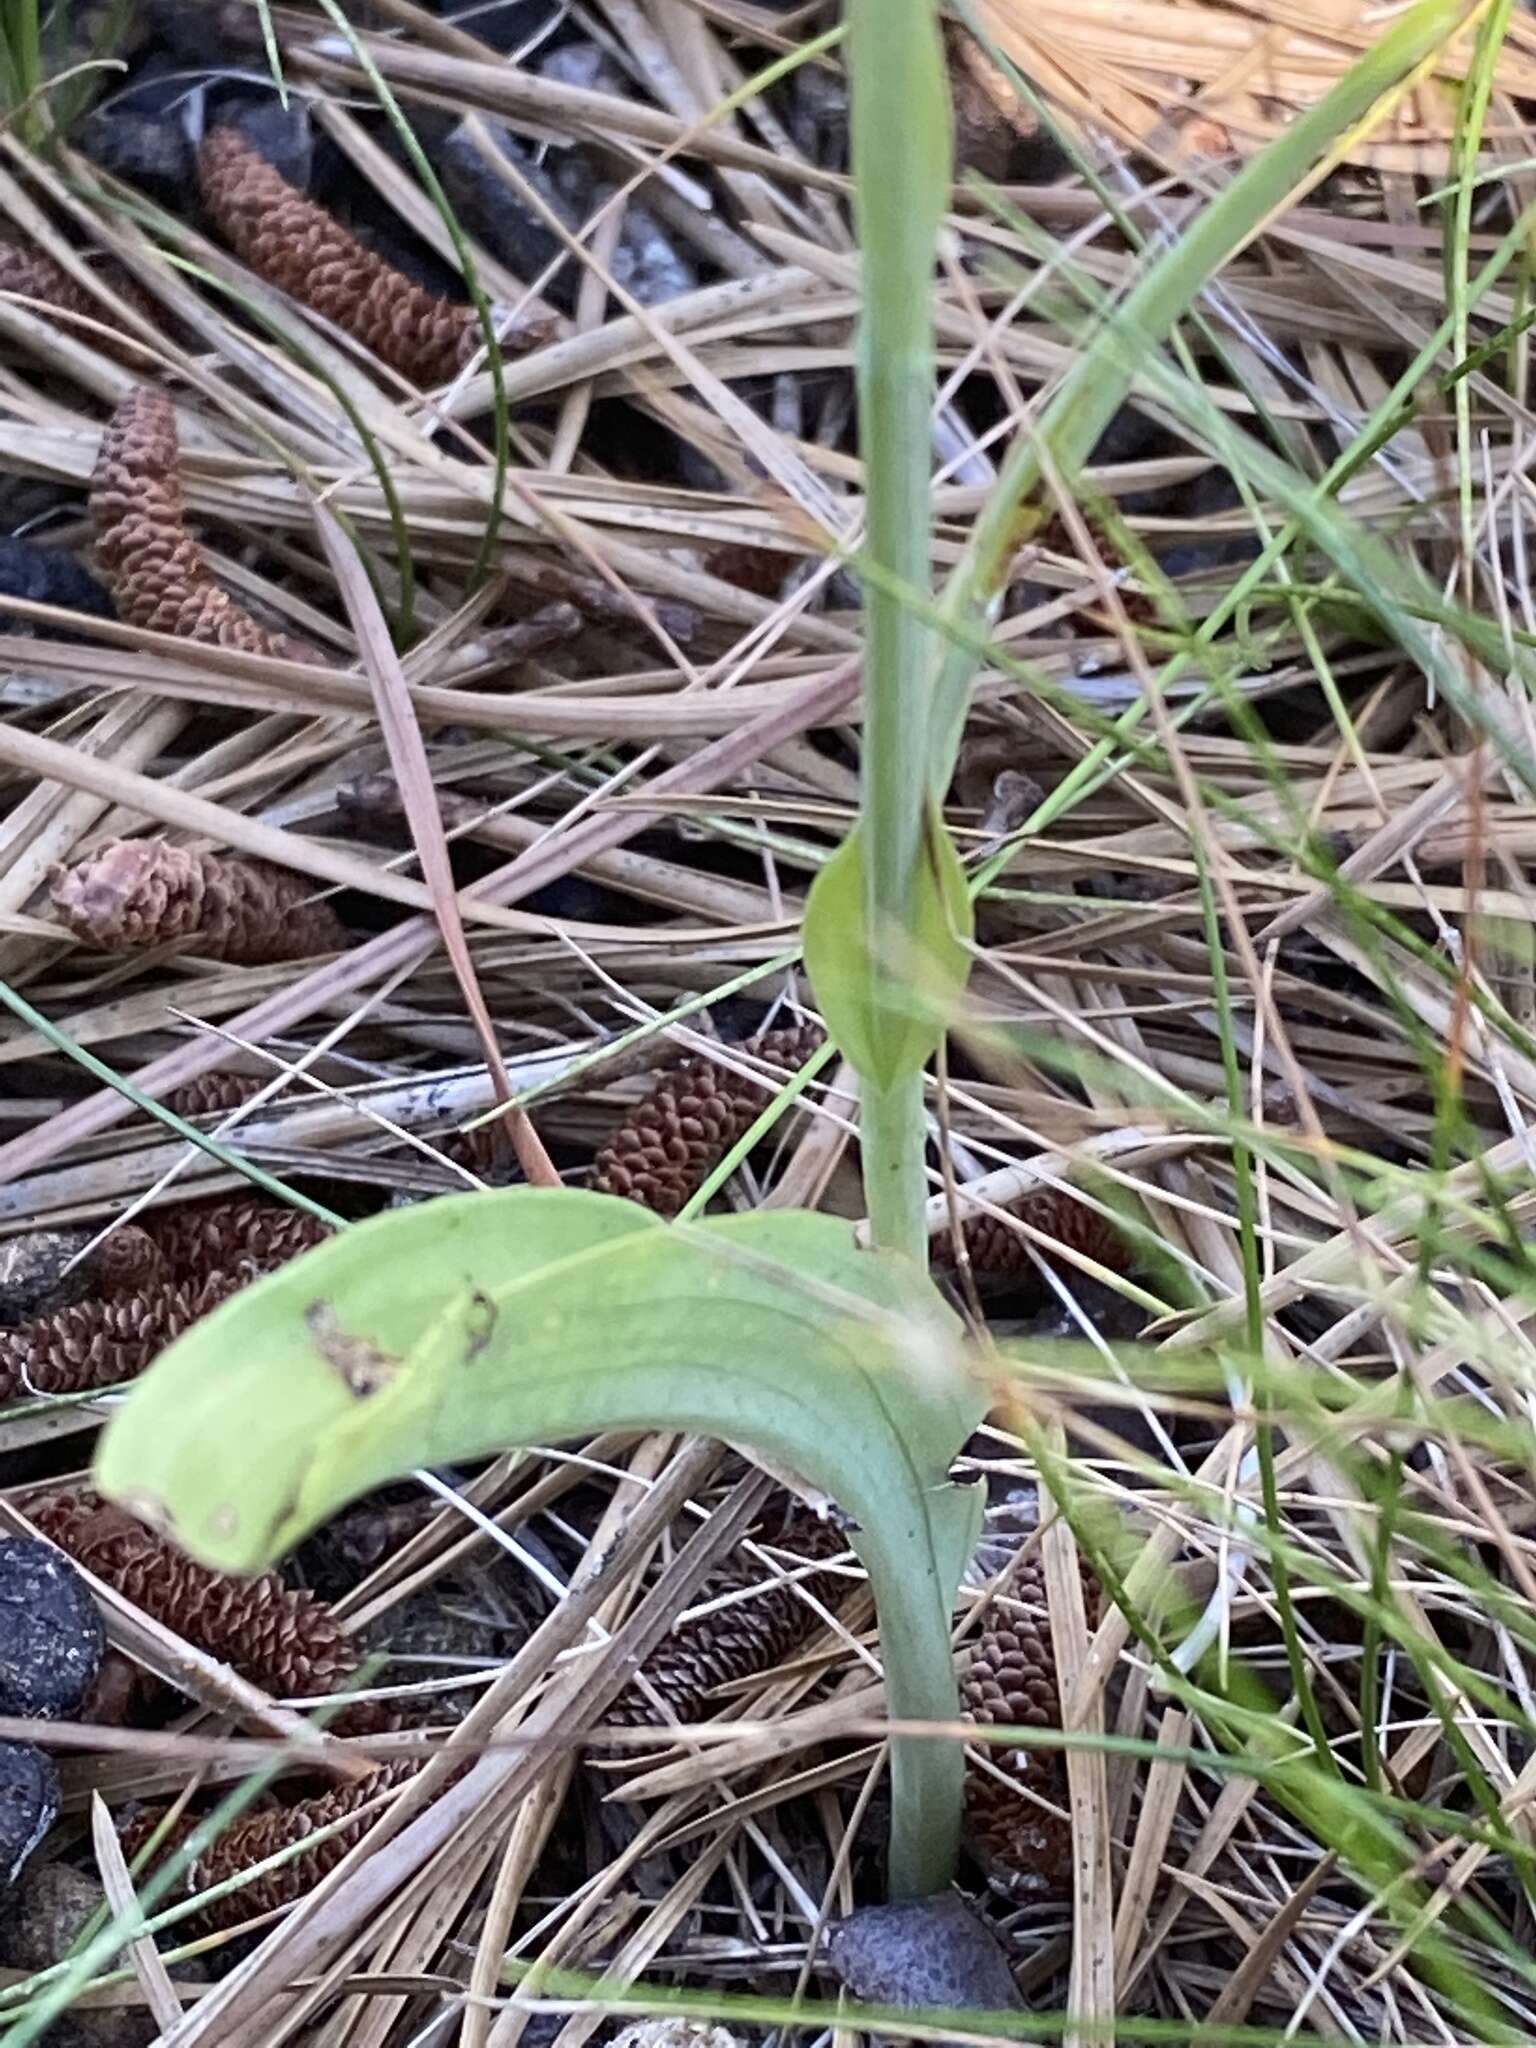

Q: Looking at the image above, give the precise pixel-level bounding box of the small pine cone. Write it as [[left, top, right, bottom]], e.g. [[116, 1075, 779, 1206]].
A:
[[703, 543, 793, 597], [163, 1072, 267, 1120], [607, 1508, 847, 1728], [961, 1548, 1103, 1899], [90, 384, 325, 663], [0, 1273, 224, 1402], [52, 839, 347, 965], [198, 126, 544, 385], [89, 1226, 169, 1295], [122, 1762, 411, 1932], [0, 240, 153, 351], [0, 1225, 165, 1325], [590, 1024, 824, 1218], [146, 1197, 330, 1280], [933, 1187, 1127, 1288], [26, 1490, 357, 1702], [433, 1119, 510, 1180]]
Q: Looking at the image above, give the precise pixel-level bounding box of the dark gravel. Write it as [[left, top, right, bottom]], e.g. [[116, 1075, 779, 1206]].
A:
[[0, 1539, 104, 1722], [0, 1743, 60, 1889]]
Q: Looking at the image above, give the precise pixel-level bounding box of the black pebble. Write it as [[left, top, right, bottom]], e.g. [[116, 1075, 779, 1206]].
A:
[[0, 1540, 104, 1722], [826, 1894, 1024, 2012], [0, 1743, 60, 1888], [80, 107, 196, 202], [210, 95, 314, 191], [0, 539, 114, 633]]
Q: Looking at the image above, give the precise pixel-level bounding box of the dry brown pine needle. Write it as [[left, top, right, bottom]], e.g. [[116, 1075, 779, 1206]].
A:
[[122, 1762, 411, 1933], [52, 838, 347, 965], [606, 1508, 849, 1728], [590, 1024, 825, 1218], [26, 1490, 357, 1702], [961, 1547, 1099, 1898], [146, 1196, 330, 1279], [0, 1273, 226, 1403], [90, 384, 326, 662], [198, 124, 547, 384]]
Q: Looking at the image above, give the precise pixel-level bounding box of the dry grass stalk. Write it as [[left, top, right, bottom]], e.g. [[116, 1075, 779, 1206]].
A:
[[959, 0, 1536, 165], [0, 2, 1523, 2033]]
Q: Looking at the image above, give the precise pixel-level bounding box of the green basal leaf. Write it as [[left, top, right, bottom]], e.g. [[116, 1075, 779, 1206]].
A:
[[803, 809, 974, 1090], [95, 1189, 986, 1898]]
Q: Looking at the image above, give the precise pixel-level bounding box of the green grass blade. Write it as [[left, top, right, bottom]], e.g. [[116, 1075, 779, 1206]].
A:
[[927, 0, 1494, 787]]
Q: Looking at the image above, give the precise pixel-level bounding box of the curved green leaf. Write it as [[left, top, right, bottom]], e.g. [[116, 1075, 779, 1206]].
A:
[[804, 810, 974, 1091], [94, 1189, 986, 1898]]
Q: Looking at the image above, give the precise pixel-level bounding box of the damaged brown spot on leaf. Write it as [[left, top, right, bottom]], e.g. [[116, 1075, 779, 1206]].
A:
[[304, 1302, 401, 1397], [462, 1290, 497, 1363]]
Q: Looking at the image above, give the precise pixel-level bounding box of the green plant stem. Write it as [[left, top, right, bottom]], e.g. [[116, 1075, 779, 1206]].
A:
[[861, 1071, 929, 1264], [845, 0, 948, 1258]]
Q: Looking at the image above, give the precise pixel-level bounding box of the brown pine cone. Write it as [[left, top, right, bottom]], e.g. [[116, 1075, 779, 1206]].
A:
[[933, 1187, 1127, 1289], [26, 1490, 357, 1703], [146, 1197, 330, 1280], [52, 839, 347, 965], [703, 543, 794, 597], [0, 1272, 226, 1403], [198, 125, 545, 385], [121, 1762, 411, 1932], [607, 1508, 848, 1728], [961, 1548, 1101, 1899], [163, 1072, 267, 1119], [90, 384, 325, 662], [0, 240, 153, 351], [90, 1226, 169, 1295], [0, 1225, 165, 1326], [590, 1024, 824, 1218]]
